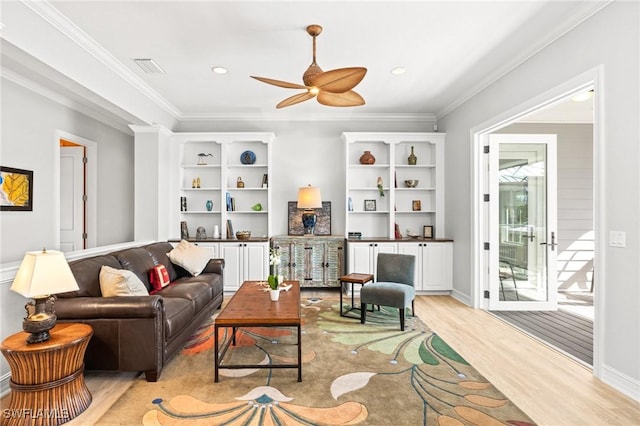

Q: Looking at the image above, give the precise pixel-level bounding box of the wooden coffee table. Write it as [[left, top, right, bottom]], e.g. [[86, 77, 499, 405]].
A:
[[214, 280, 301, 382]]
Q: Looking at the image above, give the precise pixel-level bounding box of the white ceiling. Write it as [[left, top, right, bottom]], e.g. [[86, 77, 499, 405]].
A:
[[6, 1, 604, 122]]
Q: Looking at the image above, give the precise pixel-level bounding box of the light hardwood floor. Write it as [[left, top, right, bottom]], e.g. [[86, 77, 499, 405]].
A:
[[3, 294, 639, 425]]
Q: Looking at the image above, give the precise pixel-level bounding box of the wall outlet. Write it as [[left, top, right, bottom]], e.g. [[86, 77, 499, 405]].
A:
[[609, 231, 626, 247]]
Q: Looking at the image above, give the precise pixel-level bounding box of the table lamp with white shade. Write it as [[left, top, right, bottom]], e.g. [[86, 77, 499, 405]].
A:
[[297, 185, 322, 235], [10, 248, 79, 344]]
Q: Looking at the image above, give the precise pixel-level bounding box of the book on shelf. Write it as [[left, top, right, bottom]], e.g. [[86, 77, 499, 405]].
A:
[[348, 232, 362, 240], [226, 219, 235, 239], [226, 192, 232, 211], [394, 223, 402, 239]]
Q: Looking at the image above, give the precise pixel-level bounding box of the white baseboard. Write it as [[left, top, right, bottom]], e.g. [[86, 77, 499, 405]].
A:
[[1, 372, 10, 399], [450, 288, 471, 306], [601, 363, 640, 402]]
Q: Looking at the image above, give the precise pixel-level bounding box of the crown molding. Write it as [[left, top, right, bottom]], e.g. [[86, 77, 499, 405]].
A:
[[22, 0, 181, 119], [436, 0, 612, 120], [1, 67, 134, 135], [178, 112, 436, 123]]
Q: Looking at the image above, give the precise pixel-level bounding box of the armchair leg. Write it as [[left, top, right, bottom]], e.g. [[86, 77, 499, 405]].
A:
[[411, 300, 414, 316], [360, 303, 367, 324], [399, 308, 405, 331]]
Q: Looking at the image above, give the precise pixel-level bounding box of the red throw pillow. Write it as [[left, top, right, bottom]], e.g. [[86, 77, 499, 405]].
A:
[[149, 264, 170, 291]]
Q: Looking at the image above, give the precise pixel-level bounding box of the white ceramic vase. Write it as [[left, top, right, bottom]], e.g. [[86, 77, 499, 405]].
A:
[[269, 289, 280, 302]]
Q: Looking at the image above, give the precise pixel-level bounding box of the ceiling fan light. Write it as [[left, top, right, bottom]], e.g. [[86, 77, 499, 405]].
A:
[[309, 87, 320, 96]]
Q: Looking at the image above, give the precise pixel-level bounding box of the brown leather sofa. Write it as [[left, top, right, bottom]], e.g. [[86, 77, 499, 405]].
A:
[[55, 242, 224, 382]]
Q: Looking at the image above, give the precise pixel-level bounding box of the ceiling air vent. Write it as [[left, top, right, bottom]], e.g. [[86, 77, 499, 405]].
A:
[[133, 58, 165, 74]]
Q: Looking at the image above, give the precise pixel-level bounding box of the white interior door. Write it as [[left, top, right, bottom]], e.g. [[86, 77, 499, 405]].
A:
[[489, 134, 557, 310], [60, 146, 85, 252]]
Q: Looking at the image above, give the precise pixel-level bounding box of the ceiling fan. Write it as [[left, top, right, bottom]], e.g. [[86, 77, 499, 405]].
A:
[[251, 24, 367, 109]]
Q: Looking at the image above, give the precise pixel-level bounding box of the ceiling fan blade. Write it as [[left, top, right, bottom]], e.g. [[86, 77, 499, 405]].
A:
[[276, 92, 316, 109], [251, 76, 309, 90], [317, 90, 365, 107], [309, 67, 367, 93]]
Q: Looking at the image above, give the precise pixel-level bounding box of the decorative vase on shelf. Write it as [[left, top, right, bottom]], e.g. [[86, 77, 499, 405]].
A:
[[359, 150, 375, 165], [408, 146, 417, 165], [205, 200, 213, 211]]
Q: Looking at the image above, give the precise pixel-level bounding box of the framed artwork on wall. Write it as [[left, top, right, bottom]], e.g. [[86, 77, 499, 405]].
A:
[[423, 225, 433, 239], [0, 166, 33, 211], [288, 201, 332, 235]]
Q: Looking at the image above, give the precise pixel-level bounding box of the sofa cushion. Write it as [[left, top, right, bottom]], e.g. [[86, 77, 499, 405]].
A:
[[167, 240, 211, 276], [143, 242, 181, 282], [158, 281, 212, 313], [162, 297, 195, 339], [99, 266, 149, 297], [115, 247, 157, 291], [63, 255, 123, 298]]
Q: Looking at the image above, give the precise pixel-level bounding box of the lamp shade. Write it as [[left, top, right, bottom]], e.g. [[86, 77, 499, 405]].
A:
[[297, 185, 322, 209], [10, 249, 79, 298]]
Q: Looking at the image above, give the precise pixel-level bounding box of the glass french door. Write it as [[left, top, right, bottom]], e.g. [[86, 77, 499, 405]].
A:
[[488, 134, 557, 310]]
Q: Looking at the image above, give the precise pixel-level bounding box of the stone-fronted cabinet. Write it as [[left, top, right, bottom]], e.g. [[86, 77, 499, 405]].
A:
[[272, 236, 345, 287], [347, 239, 453, 292]]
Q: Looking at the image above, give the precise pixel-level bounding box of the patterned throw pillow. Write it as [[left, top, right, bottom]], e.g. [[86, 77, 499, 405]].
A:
[[149, 264, 170, 291]]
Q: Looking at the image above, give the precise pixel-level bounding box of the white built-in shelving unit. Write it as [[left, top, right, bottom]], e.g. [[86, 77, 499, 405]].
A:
[[343, 132, 446, 239]]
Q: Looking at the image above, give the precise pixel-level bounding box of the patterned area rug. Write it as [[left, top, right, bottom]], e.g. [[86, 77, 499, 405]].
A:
[[97, 298, 536, 425]]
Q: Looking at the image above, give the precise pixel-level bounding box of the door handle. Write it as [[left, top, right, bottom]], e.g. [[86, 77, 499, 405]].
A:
[[540, 231, 558, 251], [528, 226, 535, 242]]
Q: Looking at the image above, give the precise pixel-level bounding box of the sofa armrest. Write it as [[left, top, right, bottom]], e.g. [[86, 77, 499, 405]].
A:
[[55, 295, 163, 319], [202, 258, 224, 275]]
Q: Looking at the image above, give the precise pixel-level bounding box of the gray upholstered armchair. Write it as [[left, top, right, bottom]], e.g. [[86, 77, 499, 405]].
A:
[[360, 253, 416, 331]]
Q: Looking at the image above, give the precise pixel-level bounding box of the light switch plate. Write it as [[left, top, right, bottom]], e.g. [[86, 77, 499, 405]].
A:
[[609, 231, 626, 247]]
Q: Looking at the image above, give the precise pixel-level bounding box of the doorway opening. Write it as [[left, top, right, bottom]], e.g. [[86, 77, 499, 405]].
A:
[[55, 131, 98, 252], [471, 69, 602, 373]]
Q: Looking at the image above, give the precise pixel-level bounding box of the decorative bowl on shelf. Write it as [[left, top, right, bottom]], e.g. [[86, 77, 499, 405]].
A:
[[404, 179, 419, 188], [236, 231, 251, 240]]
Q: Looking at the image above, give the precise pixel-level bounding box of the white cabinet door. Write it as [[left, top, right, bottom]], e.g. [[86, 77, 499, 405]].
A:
[[373, 242, 398, 278], [397, 242, 422, 290], [245, 242, 268, 282], [422, 243, 452, 291], [220, 243, 243, 291], [220, 241, 268, 291], [348, 242, 375, 275], [348, 242, 398, 277], [192, 242, 220, 259]]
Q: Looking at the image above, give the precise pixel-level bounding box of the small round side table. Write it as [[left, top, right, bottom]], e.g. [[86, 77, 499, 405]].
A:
[[1, 323, 93, 426]]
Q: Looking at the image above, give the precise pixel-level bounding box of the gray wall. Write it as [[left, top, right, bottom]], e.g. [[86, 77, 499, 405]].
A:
[[0, 79, 135, 263], [439, 2, 639, 388], [496, 123, 594, 291]]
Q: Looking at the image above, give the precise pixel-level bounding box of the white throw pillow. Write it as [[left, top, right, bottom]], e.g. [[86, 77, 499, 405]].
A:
[[99, 265, 149, 297], [167, 240, 211, 276]]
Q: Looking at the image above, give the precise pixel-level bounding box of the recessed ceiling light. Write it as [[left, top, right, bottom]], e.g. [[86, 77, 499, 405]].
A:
[[391, 67, 406, 75], [572, 89, 594, 102], [212, 66, 228, 74]]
